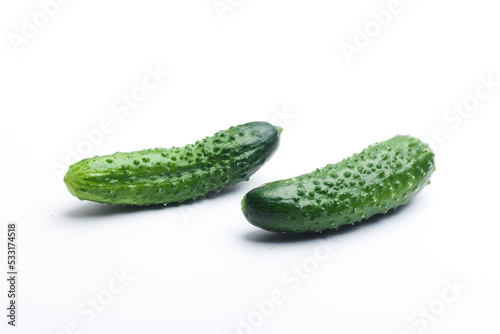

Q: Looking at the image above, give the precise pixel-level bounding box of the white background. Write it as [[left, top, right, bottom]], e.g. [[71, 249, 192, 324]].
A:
[[1, 0, 499, 333]]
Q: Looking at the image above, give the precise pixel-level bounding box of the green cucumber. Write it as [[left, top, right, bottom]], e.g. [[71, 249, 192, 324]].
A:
[[242, 135, 435, 234], [64, 121, 282, 206]]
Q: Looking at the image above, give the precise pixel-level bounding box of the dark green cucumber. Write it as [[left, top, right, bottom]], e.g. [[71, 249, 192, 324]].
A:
[[65, 121, 282, 206], [242, 135, 435, 234]]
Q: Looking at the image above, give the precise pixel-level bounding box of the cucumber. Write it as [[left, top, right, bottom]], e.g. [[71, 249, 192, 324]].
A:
[[64, 121, 282, 206], [241, 135, 435, 234]]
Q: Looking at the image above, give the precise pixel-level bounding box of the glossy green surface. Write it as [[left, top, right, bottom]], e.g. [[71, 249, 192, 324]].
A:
[[65, 122, 281, 206], [242, 135, 435, 234]]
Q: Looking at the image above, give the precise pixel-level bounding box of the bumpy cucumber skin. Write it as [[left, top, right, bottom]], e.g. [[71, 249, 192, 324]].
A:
[[242, 135, 435, 234], [64, 122, 281, 206]]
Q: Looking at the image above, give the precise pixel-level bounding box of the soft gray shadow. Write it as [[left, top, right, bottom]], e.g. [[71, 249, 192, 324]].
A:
[[242, 197, 418, 244], [64, 184, 243, 219], [64, 201, 165, 218]]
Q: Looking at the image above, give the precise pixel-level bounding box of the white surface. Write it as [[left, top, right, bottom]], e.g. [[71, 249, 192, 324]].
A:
[[1, 1, 500, 333]]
